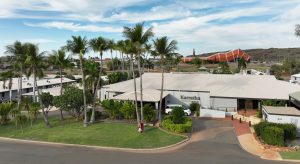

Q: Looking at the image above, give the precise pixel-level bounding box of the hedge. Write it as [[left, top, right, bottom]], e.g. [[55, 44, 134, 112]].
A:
[[162, 117, 192, 133], [254, 122, 297, 141], [261, 126, 284, 146]]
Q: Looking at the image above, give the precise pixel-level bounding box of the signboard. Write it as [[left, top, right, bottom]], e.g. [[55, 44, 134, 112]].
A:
[[180, 95, 200, 100]]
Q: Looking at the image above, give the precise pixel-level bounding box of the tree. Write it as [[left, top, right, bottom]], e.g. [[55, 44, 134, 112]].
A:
[[295, 24, 300, 37], [49, 49, 73, 120], [0, 102, 14, 125], [217, 62, 231, 74], [15, 114, 27, 133], [192, 57, 202, 68], [120, 101, 135, 121], [54, 86, 92, 121], [89, 36, 109, 123], [153, 36, 178, 125], [238, 57, 247, 71], [101, 99, 122, 119], [40, 92, 53, 128], [5, 41, 26, 109], [0, 70, 14, 101], [143, 104, 156, 123], [65, 36, 89, 127], [171, 107, 185, 124], [28, 102, 40, 127], [123, 23, 154, 126], [84, 60, 100, 91], [108, 40, 116, 71], [24, 43, 47, 102], [21, 96, 32, 113]]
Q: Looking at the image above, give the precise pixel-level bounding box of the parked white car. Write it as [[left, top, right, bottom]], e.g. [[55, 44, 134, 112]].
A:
[[165, 104, 191, 116]]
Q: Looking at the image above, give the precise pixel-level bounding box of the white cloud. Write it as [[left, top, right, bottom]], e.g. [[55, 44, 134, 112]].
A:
[[24, 22, 122, 33]]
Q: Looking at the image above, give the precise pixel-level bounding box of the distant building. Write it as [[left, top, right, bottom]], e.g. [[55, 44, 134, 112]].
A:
[[290, 74, 300, 84]]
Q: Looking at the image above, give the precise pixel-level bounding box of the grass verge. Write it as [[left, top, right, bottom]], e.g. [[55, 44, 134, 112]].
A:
[[280, 151, 300, 160], [0, 117, 186, 149]]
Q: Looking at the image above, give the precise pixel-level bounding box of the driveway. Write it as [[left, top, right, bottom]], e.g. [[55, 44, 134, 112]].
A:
[[0, 118, 294, 164]]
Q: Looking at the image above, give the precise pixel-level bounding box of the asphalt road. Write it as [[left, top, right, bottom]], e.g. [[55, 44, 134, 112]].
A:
[[0, 119, 295, 164]]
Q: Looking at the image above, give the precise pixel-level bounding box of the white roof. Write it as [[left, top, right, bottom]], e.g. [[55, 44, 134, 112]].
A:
[[111, 89, 168, 102], [263, 106, 300, 116], [103, 72, 300, 100], [292, 74, 300, 78], [23, 87, 62, 96], [0, 76, 75, 92]]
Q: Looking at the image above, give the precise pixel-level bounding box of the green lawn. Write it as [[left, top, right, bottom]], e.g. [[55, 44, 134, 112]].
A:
[[0, 117, 186, 149], [280, 151, 300, 160]]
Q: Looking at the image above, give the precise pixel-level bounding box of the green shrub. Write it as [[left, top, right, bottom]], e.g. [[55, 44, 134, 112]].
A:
[[254, 121, 297, 142], [0, 102, 15, 125], [101, 100, 122, 119], [189, 102, 200, 112], [162, 117, 192, 133], [143, 104, 156, 123], [120, 101, 135, 120], [256, 109, 262, 118], [261, 126, 284, 146], [171, 107, 185, 124], [254, 121, 269, 136]]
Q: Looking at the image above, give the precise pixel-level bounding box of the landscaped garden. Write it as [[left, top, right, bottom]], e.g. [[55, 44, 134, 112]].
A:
[[0, 116, 186, 149]]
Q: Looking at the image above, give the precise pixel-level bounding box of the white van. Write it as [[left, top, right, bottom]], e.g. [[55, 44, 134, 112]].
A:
[[165, 104, 191, 116]]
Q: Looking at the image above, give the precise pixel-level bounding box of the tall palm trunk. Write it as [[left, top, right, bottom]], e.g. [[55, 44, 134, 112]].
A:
[[59, 68, 64, 120], [33, 71, 37, 103], [127, 54, 131, 80], [131, 55, 140, 128], [159, 57, 164, 125], [90, 51, 103, 123], [121, 52, 125, 72], [137, 54, 144, 122], [111, 50, 115, 71], [79, 53, 88, 127], [38, 82, 51, 128], [18, 65, 23, 110]]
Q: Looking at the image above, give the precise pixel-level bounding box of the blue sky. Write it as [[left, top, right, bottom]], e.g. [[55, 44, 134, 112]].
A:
[[0, 0, 300, 58]]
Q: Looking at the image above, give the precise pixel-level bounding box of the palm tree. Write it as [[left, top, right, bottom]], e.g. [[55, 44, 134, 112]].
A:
[[116, 40, 126, 71], [65, 36, 89, 127], [295, 24, 300, 37], [123, 23, 154, 125], [238, 57, 247, 71], [5, 41, 26, 109], [89, 36, 109, 123], [24, 43, 47, 103], [153, 36, 178, 125], [0, 70, 14, 102], [49, 49, 73, 120], [108, 40, 115, 71]]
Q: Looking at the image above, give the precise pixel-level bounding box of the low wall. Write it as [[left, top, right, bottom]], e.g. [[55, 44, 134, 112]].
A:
[[200, 109, 225, 118]]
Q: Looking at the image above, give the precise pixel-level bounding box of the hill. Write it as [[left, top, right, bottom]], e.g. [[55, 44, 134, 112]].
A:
[[191, 48, 300, 62]]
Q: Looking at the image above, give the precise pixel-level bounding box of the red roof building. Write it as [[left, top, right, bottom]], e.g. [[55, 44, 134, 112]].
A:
[[206, 49, 251, 62]]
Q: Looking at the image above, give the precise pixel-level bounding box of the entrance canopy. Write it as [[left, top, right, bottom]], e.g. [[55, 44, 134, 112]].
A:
[[111, 89, 169, 102]]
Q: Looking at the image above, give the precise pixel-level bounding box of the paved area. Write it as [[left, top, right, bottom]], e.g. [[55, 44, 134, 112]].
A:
[[0, 118, 295, 164], [227, 117, 282, 160]]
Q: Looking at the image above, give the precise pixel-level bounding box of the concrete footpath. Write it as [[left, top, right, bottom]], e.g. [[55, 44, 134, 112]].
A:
[[228, 117, 282, 160]]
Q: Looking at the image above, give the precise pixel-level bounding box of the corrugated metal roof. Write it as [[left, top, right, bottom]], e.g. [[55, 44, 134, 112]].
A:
[[103, 73, 300, 100], [290, 91, 300, 101], [111, 89, 168, 102]]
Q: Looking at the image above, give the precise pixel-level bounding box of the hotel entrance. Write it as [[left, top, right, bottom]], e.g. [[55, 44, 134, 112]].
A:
[[237, 99, 260, 116]]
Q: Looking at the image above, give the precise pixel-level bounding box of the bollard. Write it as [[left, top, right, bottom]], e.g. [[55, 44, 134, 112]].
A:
[[239, 118, 242, 123], [231, 115, 233, 120], [249, 121, 251, 127]]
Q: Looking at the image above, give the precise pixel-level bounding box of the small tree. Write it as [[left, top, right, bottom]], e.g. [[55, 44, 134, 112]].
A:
[[0, 102, 14, 125], [40, 92, 54, 128], [192, 57, 202, 68], [171, 107, 185, 124], [120, 101, 135, 121], [15, 114, 27, 133], [28, 102, 40, 127], [53, 86, 92, 121], [101, 99, 122, 119], [143, 104, 156, 123]]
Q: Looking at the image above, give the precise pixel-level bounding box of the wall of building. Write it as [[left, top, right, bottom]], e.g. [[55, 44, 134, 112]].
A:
[[200, 109, 225, 118], [164, 90, 210, 108], [263, 110, 300, 136], [210, 97, 237, 110]]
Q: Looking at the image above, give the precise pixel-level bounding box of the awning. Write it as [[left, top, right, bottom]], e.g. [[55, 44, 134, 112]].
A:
[[111, 89, 169, 102]]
